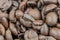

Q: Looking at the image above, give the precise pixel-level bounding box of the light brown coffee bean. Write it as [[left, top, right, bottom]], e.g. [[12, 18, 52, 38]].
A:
[[50, 28, 60, 40], [9, 9, 16, 23], [0, 12, 8, 18], [0, 35, 4, 40], [27, 8, 41, 20], [39, 35, 56, 40], [6, 29, 13, 40], [15, 10, 24, 19], [40, 23, 48, 35], [46, 12, 58, 26], [32, 20, 43, 30], [14, 39, 20, 40], [57, 9, 60, 22], [19, 1, 26, 11], [9, 22, 18, 36], [45, 4, 57, 13], [0, 0, 12, 11], [24, 29, 38, 40], [20, 17, 32, 27], [43, 0, 57, 4], [58, 0, 60, 4], [23, 13, 35, 21], [0, 17, 8, 29], [0, 24, 5, 36], [20, 25, 26, 32], [56, 23, 60, 28], [27, 1, 36, 6]]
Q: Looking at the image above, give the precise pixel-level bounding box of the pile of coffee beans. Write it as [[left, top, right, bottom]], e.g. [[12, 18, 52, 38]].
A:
[[0, 0, 60, 40]]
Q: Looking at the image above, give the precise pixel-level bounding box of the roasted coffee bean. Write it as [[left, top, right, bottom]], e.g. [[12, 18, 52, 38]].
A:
[[20, 17, 32, 27], [20, 25, 26, 32], [23, 13, 35, 21], [27, 1, 36, 7], [50, 28, 60, 40], [19, 1, 26, 11], [0, 24, 5, 36], [32, 20, 43, 30], [40, 0, 57, 4], [9, 9, 16, 23], [29, 0, 37, 2], [45, 4, 57, 13], [37, 0, 41, 8], [24, 29, 38, 40], [56, 23, 60, 28], [39, 35, 56, 40], [41, 6, 46, 20], [16, 21, 21, 34], [25, 8, 41, 20], [6, 29, 13, 40], [14, 39, 20, 40], [9, 22, 18, 36], [40, 23, 49, 35], [0, 0, 12, 11], [0, 11, 8, 18], [58, 0, 60, 4], [46, 12, 58, 26], [0, 17, 8, 28], [12, 1, 18, 7], [0, 35, 4, 40], [57, 9, 60, 22], [15, 10, 24, 19], [41, 4, 57, 16]]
